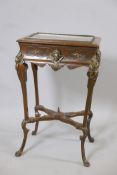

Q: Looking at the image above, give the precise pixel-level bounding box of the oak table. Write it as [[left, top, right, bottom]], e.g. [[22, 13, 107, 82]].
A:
[[15, 33, 101, 167]]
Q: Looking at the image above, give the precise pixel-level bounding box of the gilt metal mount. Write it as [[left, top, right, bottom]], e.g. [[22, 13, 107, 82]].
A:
[[88, 49, 101, 79], [15, 51, 23, 65], [48, 49, 64, 70]]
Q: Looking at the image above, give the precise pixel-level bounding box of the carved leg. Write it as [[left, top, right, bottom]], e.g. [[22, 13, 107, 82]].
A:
[[83, 50, 100, 127], [83, 72, 97, 144], [80, 78, 96, 166], [87, 111, 94, 142], [31, 63, 40, 135], [80, 129, 90, 167], [15, 63, 29, 156], [81, 62, 98, 166], [15, 120, 29, 156]]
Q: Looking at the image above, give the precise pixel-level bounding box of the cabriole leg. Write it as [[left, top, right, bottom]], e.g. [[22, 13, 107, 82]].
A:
[[15, 61, 29, 156], [81, 49, 100, 166], [80, 74, 97, 166]]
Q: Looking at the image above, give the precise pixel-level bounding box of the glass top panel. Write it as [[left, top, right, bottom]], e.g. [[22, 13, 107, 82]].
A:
[[30, 33, 94, 42]]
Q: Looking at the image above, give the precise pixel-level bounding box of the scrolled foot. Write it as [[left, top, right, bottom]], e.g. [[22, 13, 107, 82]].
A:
[[15, 150, 23, 157], [15, 120, 29, 157], [32, 121, 39, 136], [80, 129, 90, 167], [32, 130, 37, 135], [83, 160, 90, 167], [32, 112, 40, 136], [89, 137, 94, 143]]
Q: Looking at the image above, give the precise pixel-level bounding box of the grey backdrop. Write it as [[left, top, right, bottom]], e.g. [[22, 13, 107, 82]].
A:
[[0, 0, 117, 174]]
